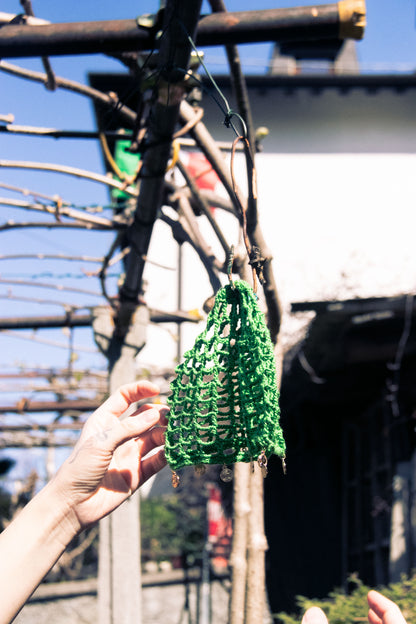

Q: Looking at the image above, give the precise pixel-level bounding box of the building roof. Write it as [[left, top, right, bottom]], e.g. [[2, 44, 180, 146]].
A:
[[206, 72, 416, 94], [284, 292, 416, 406]]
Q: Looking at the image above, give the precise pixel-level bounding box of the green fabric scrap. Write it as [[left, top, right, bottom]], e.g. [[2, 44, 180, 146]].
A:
[[111, 139, 140, 200]]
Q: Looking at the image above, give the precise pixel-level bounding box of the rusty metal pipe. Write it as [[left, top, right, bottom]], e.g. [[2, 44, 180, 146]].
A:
[[0, 399, 100, 413], [0, 308, 200, 329], [0, 3, 365, 59]]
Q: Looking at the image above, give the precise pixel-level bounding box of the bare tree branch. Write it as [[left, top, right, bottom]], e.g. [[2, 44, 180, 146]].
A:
[[0, 221, 118, 232], [0, 253, 103, 263], [0, 159, 138, 197], [0, 198, 122, 228], [0, 277, 103, 297], [176, 158, 231, 261], [160, 209, 222, 294], [0, 60, 136, 128]]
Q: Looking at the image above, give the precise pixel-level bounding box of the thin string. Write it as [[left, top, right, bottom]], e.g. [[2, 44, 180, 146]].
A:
[[147, 21, 262, 292], [177, 21, 247, 139], [178, 26, 263, 292]]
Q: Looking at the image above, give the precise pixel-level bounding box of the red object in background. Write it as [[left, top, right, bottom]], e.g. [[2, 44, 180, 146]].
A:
[[207, 484, 232, 571], [207, 484, 223, 543], [186, 152, 220, 191]]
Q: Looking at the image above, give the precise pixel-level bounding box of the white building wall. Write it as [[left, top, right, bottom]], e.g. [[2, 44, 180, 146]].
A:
[[141, 83, 416, 364]]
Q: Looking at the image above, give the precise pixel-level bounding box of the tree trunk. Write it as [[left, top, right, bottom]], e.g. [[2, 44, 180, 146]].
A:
[[229, 462, 250, 624], [246, 464, 268, 624]]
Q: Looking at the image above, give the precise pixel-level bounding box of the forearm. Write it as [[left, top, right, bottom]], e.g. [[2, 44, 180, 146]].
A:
[[0, 479, 80, 624]]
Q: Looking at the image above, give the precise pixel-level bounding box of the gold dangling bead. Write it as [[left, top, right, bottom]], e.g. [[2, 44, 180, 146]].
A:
[[257, 450, 268, 478], [220, 464, 233, 483], [171, 471, 180, 488], [194, 464, 206, 476]]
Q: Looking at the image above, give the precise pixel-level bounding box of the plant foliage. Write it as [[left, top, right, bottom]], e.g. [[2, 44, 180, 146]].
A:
[[140, 495, 205, 563], [275, 574, 416, 624]]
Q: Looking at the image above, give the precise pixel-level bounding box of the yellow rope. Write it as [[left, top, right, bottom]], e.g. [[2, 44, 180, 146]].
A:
[[166, 139, 180, 172], [99, 132, 128, 181], [99, 133, 180, 183]]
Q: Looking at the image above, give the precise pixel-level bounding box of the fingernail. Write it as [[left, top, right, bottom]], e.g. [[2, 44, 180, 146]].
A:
[[143, 409, 159, 423], [302, 608, 328, 624]]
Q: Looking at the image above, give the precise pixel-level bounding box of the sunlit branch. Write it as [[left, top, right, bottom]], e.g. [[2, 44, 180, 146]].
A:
[[0, 221, 120, 233], [0, 181, 72, 206], [176, 157, 231, 260], [0, 277, 104, 297], [0, 182, 120, 214], [0, 197, 123, 229], [0, 60, 136, 127], [0, 367, 106, 380], [165, 180, 235, 215], [0, 382, 105, 395], [0, 123, 239, 152], [0, 253, 103, 263], [0, 12, 50, 26], [160, 208, 222, 294], [0, 330, 99, 353], [0, 124, 132, 140], [0, 159, 138, 197], [0, 292, 90, 311]]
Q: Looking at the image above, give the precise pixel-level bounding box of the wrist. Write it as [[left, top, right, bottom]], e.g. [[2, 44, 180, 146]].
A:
[[43, 475, 83, 542], [0, 478, 82, 621]]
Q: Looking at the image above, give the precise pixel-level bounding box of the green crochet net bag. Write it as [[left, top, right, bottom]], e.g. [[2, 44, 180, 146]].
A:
[[166, 280, 286, 483]]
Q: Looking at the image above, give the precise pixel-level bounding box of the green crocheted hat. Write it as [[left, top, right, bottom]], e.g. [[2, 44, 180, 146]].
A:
[[166, 280, 286, 475]]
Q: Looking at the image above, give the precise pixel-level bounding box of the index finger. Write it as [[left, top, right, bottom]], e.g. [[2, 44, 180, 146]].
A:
[[367, 592, 406, 624], [94, 381, 160, 420]]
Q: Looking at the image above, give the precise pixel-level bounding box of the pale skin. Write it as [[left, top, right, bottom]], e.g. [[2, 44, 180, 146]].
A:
[[0, 381, 168, 624], [302, 590, 407, 624]]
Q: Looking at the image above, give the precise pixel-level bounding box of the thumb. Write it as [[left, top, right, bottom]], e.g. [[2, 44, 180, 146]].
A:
[[302, 607, 329, 624]]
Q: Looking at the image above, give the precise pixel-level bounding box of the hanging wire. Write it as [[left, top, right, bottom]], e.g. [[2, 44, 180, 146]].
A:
[[175, 20, 247, 139], [179, 67, 247, 139], [99, 8, 174, 135], [173, 24, 264, 292]]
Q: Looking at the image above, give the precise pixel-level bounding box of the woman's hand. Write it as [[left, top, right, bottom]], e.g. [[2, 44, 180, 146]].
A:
[[51, 380, 168, 531], [0, 381, 168, 623], [301, 591, 408, 624], [367, 591, 408, 624]]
